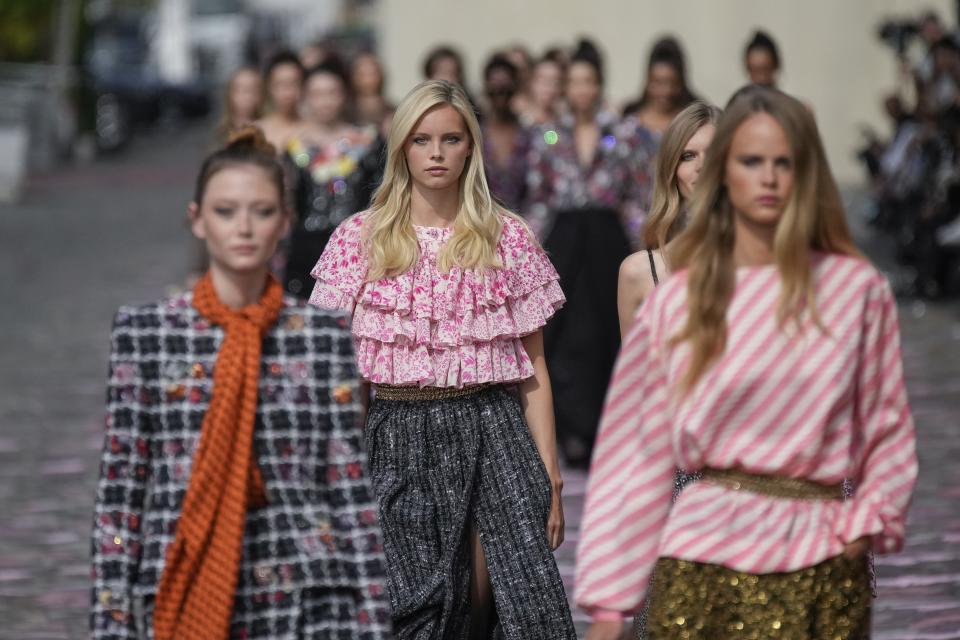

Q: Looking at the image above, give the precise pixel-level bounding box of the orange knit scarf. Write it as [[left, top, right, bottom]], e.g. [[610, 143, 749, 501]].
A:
[[153, 272, 284, 639]]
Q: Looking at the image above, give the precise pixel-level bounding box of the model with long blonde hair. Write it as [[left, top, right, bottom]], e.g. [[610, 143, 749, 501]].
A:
[[619, 100, 721, 640], [364, 80, 518, 279], [617, 100, 720, 335], [308, 80, 576, 639], [578, 86, 917, 639]]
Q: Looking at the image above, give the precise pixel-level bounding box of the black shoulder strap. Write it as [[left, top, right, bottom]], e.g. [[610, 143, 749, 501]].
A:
[[647, 248, 659, 286]]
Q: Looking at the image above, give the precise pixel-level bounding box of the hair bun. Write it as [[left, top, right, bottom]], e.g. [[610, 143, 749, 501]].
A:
[[573, 38, 601, 63], [225, 125, 276, 156]]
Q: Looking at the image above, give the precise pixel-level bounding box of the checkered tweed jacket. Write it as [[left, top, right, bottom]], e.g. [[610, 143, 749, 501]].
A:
[[90, 293, 391, 639]]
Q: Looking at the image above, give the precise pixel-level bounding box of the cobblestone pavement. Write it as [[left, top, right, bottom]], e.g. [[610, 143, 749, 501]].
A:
[[0, 125, 957, 638]]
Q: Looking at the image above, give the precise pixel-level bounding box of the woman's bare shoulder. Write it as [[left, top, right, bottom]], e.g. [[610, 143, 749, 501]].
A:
[[619, 250, 658, 301], [620, 250, 657, 285]]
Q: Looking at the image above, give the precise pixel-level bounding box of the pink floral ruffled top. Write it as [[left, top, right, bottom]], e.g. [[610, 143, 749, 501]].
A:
[[308, 211, 566, 387]]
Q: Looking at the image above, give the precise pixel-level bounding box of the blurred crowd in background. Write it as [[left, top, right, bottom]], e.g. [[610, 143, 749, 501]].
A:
[[860, 9, 960, 298], [2, 1, 960, 301]]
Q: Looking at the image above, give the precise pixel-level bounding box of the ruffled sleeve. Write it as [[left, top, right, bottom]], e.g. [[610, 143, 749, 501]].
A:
[[309, 213, 369, 315], [497, 215, 565, 334], [837, 276, 918, 554], [346, 215, 565, 387]]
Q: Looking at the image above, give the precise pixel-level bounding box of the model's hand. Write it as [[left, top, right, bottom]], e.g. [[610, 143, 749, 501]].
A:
[[843, 535, 872, 559], [586, 620, 626, 640], [547, 477, 565, 550]]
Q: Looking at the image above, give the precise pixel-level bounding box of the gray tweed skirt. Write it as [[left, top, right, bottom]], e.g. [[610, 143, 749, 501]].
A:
[[365, 385, 576, 640]]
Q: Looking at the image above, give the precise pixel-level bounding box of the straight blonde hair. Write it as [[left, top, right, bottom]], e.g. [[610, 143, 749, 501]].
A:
[[670, 86, 862, 392], [365, 80, 521, 279], [643, 101, 721, 254]]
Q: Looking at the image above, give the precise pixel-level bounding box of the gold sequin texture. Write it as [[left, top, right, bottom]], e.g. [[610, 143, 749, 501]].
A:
[[646, 555, 871, 639]]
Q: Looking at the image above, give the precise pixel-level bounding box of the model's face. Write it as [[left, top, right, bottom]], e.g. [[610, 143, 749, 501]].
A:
[[676, 123, 716, 200], [230, 70, 262, 123], [724, 113, 794, 229], [485, 67, 516, 113], [305, 73, 346, 125], [505, 49, 531, 82], [404, 104, 471, 193], [190, 166, 289, 274], [352, 55, 383, 95], [429, 56, 460, 84], [530, 61, 562, 109], [746, 49, 778, 87], [299, 45, 326, 70], [268, 63, 303, 114], [566, 61, 600, 114], [647, 62, 681, 110]]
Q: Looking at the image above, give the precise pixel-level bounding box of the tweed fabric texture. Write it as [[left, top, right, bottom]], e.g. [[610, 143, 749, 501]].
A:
[[91, 293, 391, 638], [365, 386, 577, 639], [153, 273, 283, 639]]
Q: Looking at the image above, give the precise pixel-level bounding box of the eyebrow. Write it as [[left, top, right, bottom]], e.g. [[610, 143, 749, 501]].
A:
[[208, 198, 277, 206], [734, 152, 792, 159], [410, 130, 466, 137]]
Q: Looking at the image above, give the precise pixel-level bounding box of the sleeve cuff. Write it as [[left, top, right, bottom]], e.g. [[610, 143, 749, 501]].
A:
[[837, 497, 905, 555], [589, 608, 627, 623], [308, 281, 356, 314]]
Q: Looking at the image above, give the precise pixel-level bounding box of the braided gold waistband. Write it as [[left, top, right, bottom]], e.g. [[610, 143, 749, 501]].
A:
[[701, 468, 844, 501], [372, 383, 497, 402]]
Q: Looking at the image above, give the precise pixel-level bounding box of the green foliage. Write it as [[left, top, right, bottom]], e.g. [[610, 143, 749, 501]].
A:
[[0, 0, 57, 63]]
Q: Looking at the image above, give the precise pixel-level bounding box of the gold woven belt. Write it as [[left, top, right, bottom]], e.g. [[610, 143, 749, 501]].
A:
[[372, 383, 496, 402], [701, 468, 844, 501]]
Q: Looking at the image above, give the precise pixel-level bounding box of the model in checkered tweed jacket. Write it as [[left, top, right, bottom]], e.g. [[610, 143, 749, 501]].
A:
[[90, 293, 392, 638]]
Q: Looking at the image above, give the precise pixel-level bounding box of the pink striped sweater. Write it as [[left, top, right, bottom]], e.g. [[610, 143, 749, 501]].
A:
[[574, 253, 918, 620]]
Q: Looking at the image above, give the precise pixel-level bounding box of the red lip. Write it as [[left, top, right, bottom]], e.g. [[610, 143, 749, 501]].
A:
[[757, 196, 781, 206]]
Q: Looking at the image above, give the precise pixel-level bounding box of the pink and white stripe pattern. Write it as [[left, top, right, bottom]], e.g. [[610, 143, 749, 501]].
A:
[[574, 253, 918, 620]]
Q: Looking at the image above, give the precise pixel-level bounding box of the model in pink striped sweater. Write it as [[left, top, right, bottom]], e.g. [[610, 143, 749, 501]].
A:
[[577, 86, 918, 639]]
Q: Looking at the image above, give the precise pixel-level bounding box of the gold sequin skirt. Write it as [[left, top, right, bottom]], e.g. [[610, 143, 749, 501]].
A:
[[646, 555, 871, 639]]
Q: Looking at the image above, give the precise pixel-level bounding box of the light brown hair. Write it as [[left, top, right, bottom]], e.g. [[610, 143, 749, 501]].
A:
[[193, 126, 284, 207], [669, 86, 861, 392], [643, 100, 721, 253]]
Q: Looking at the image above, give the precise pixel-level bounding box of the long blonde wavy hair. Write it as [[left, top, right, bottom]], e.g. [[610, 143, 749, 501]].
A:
[[643, 101, 721, 253], [365, 80, 518, 279], [670, 86, 862, 392]]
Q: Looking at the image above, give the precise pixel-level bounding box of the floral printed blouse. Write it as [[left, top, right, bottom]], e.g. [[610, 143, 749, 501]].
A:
[[525, 111, 651, 248], [308, 212, 566, 387]]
